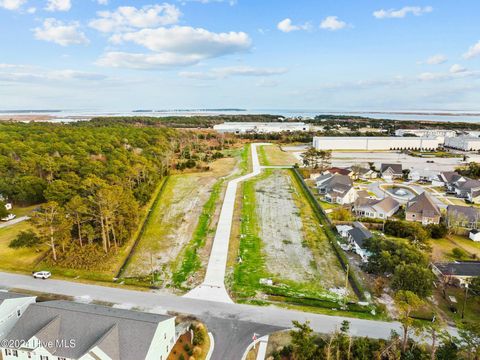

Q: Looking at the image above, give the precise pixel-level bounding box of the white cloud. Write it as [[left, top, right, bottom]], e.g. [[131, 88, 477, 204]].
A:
[[180, 0, 237, 5], [450, 64, 467, 74], [45, 0, 71, 12], [373, 6, 433, 19], [96, 52, 205, 69], [33, 18, 89, 46], [89, 4, 181, 32], [179, 65, 287, 79], [277, 18, 310, 33], [110, 25, 251, 55], [420, 54, 447, 65], [463, 40, 480, 60], [96, 0, 108, 4], [320, 16, 347, 31], [0, 0, 27, 10], [0, 64, 108, 83]]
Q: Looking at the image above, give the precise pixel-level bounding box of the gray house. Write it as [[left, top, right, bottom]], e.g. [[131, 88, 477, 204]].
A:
[[1, 300, 176, 360], [347, 222, 373, 262], [380, 164, 403, 180]]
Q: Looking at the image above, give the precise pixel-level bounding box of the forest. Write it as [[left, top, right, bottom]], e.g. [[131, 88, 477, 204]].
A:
[[0, 122, 233, 268]]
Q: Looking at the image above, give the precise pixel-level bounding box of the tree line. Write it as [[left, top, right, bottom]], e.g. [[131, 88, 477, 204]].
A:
[[0, 122, 230, 268]]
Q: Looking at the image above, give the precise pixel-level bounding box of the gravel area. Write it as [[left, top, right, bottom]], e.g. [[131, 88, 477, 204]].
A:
[[255, 171, 317, 282]]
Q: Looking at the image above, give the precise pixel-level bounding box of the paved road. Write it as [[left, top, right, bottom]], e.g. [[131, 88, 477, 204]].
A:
[[0, 273, 407, 354], [186, 143, 270, 303], [0, 216, 29, 229]]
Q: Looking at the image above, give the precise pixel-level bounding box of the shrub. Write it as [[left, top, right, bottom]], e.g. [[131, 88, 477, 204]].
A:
[[384, 220, 429, 243], [452, 247, 468, 259], [9, 230, 41, 249], [426, 223, 448, 239]]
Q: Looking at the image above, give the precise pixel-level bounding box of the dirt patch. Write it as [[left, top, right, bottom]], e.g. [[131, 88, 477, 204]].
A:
[[255, 171, 316, 282], [124, 157, 236, 280]]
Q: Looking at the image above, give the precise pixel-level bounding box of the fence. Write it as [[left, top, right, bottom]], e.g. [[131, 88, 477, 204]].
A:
[[291, 168, 367, 301]]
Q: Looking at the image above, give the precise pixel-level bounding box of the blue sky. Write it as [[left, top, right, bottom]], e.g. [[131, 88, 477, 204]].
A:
[[1, 0, 480, 111]]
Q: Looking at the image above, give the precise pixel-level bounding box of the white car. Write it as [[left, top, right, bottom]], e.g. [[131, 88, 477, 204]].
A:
[[33, 271, 51, 279]]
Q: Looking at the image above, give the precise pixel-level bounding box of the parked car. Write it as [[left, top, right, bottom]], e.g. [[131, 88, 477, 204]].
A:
[[33, 271, 51, 279], [1, 213, 16, 221]]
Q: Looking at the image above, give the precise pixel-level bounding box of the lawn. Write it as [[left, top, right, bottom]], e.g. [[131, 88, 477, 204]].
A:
[[434, 286, 480, 325], [0, 221, 46, 272], [230, 168, 362, 314], [122, 156, 237, 290], [431, 235, 480, 261], [258, 145, 299, 166]]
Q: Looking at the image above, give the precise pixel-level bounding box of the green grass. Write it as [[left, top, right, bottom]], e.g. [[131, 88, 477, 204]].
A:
[[172, 178, 224, 288], [231, 169, 371, 315], [0, 221, 46, 272], [258, 145, 270, 166]]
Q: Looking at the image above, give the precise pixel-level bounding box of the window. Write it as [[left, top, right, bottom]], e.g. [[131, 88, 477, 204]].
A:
[[164, 333, 166, 340], [40, 356, 49, 360], [17, 310, 21, 317], [5, 349, 12, 355], [12, 350, 18, 357]]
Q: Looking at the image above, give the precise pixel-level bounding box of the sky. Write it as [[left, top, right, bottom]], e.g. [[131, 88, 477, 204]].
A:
[[1, 0, 480, 111]]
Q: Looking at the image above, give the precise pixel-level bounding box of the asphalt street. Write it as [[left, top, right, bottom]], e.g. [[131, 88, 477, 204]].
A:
[[0, 272, 407, 360]]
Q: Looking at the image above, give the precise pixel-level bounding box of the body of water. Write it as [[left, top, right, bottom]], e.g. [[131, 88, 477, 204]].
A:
[[2, 109, 480, 123]]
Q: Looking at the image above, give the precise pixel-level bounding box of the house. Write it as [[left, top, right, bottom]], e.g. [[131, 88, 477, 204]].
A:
[[354, 196, 400, 219], [408, 169, 439, 183], [336, 224, 353, 238], [446, 205, 480, 230], [380, 164, 403, 180], [316, 174, 358, 205], [405, 192, 442, 225], [432, 261, 480, 286], [0, 291, 36, 340], [432, 171, 464, 188], [325, 167, 354, 177], [1, 300, 176, 360], [469, 229, 480, 242], [452, 179, 480, 200], [347, 222, 373, 262], [353, 167, 377, 180]]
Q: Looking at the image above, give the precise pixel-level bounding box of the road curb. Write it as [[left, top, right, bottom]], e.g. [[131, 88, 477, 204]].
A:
[[205, 332, 214, 360], [240, 335, 269, 360]]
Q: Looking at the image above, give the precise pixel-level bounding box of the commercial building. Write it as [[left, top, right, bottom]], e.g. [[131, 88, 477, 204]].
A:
[[395, 129, 457, 138], [444, 135, 480, 151], [213, 122, 310, 134], [312, 136, 442, 151]]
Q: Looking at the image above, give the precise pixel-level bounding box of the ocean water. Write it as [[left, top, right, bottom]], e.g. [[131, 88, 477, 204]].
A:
[[2, 109, 480, 123]]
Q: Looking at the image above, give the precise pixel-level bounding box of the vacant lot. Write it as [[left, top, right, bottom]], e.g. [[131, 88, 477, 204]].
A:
[[259, 145, 299, 166], [232, 169, 351, 307], [124, 156, 237, 290]]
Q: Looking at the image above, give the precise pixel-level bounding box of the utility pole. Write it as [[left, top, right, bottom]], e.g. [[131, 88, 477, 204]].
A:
[[461, 284, 469, 319], [344, 264, 350, 307]]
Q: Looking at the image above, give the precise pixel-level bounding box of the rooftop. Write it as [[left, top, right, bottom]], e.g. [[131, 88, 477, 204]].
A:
[[4, 300, 173, 360], [433, 261, 480, 277]]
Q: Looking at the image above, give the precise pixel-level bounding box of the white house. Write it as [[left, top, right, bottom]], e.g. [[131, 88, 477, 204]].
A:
[[354, 196, 400, 220], [408, 169, 439, 183], [0, 292, 36, 341], [380, 164, 403, 181], [347, 222, 373, 262], [1, 300, 176, 360], [316, 174, 357, 205]]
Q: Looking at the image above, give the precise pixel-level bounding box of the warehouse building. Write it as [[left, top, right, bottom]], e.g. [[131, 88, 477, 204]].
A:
[[312, 136, 442, 151], [444, 135, 480, 151], [395, 129, 457, 138], [213, 122, 310, 134]]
